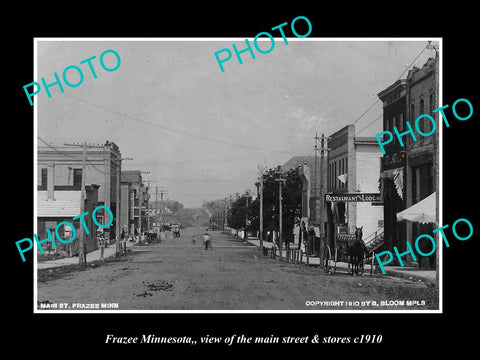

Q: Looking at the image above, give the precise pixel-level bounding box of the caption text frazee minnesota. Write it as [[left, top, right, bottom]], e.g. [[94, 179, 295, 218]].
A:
[[105, 333, 382, 345]]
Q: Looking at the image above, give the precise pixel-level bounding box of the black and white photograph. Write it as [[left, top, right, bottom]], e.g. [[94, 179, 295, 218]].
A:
[[7, 7, 479, 355], [33, 38, 441, 312]]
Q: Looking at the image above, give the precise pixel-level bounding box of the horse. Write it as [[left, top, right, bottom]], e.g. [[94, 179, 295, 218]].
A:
[[349, 226, 365, 275]]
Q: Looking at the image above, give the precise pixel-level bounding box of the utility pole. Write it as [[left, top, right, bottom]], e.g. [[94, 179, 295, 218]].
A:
[[274, 166, 286, 260], [224, 197, 228, 230], [138, 171, 150, 244], [319, 133, 327, 265], [147, 179, 150, 233], [244, 190, 252, 242], [157, 188, 168, 226], [310, 133, 320, 260], [63, 141, 104, 266], [314, 133, 320, 199], [258, 166, 265, 249]]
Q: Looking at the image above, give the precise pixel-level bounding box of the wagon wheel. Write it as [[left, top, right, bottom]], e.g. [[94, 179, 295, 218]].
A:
[[323, 245, 332, 273]]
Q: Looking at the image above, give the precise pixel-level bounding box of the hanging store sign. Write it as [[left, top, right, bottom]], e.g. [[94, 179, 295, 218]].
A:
[[325, 193, 381, 202]]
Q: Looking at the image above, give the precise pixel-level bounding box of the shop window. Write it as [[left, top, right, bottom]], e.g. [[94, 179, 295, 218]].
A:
[[41, 168, 47, 186], [73, 169, 83, 187]]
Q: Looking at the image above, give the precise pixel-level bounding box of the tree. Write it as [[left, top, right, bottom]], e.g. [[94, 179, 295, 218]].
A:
[[250, 167, 302, 243], [164, 200, 184, 214], [228, 194, 255, 231]]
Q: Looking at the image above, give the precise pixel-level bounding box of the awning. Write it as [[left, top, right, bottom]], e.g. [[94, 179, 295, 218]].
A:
[[379, 167, 404, 200], [396, 192, 436, 224]]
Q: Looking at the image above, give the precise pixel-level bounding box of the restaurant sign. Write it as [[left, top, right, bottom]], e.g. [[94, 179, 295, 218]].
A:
[[325, 193, 381, 202]]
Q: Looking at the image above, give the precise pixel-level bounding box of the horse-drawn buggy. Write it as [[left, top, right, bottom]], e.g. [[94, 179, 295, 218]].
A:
[[323, 226, 375, 275]]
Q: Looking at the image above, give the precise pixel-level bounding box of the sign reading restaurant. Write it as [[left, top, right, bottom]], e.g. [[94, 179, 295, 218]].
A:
[[325, 193, 381, 202]]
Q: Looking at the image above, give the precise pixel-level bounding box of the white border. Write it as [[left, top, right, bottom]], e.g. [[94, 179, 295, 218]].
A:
[[33, 37, 443, 314]]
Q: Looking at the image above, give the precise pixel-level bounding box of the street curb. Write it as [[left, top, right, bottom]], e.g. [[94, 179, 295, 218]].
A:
[[37, 242, 135, 270], [383, 268, 437, 285]]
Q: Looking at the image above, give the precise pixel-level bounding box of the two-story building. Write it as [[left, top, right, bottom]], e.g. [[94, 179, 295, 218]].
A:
[[37, 163, 101, 256], [120, 170, 144, 238], [325, 124, 384, 256], [377, 54, 439, 269], [404, 55, 438, 269], [37, 141, 122, 242]]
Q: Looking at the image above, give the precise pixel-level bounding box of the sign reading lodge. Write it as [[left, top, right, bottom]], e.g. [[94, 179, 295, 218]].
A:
[[325, 193, 381, 202]]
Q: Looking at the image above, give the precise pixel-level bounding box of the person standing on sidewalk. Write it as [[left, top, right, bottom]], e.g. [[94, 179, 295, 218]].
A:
[[120, 228, 127, 254], [98, 233, 105, 260]]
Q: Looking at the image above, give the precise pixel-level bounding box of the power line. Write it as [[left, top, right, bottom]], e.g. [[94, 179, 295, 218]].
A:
[[131, 154, 271, 166], [351, 42, 430, 135], [354, 113, 383, 136], [37, 136, 110, 175], [52, 89, 310, 156], [153, 177, 253, 183]]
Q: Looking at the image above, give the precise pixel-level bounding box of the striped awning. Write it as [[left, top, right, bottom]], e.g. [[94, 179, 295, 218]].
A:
[[37, 190, 81, 218]]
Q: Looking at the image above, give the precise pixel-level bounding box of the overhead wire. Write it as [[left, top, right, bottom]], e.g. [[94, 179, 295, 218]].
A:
[[37, 136, 110, 175], [51, 89, 311, 156], [352, 42, 430, 137]]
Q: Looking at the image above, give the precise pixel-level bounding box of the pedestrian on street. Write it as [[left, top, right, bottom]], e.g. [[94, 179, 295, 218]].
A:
[[192, 235, 196, 245], [203, 233, 212, 250], [120, 229, 126, 254], [98, 234, 105, 260]]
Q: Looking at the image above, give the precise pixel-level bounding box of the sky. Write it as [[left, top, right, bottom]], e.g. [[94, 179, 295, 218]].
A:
[[36, 38, 439, 207]]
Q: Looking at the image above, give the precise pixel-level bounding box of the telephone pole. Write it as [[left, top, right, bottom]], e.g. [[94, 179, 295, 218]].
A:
[[314, 133, 320, 199], [63, 141, 105, 265], [244, 190, 252, 242], [258, 166, 266, 249], [224, 197, 228, 230], [155, 187, 165, 224], [319, 133, 328, 265], [138, 171, 150, 243], [156, 188, 168, 225], [274, 166, 286, 260]]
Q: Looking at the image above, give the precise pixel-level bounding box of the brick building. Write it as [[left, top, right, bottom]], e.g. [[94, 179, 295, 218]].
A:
[[37, 163, 100, 255], [120, 170, 144, 238], [377, 79, 407, 256], [404, 54, 439, 268], [37, 141, 122, 242], [377, 54, 439, 269]]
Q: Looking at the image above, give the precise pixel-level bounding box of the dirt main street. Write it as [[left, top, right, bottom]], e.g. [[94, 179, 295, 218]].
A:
[[37, 226, 439, 311]]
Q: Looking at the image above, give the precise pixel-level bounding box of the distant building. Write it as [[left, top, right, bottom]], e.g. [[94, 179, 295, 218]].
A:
[[120, 170, 143, 237], [37, 141, 122, 241]]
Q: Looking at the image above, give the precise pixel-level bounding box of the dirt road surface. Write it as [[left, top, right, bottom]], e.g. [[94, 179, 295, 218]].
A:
[[37, 226, 438, 311]]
